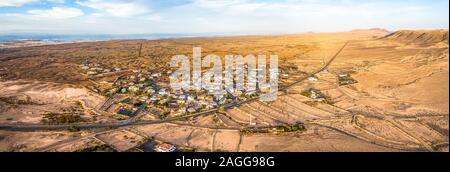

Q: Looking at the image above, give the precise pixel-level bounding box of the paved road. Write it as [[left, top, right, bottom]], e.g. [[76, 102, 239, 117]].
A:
[[0, 107, 223, 131], [0, 41, 350, 131]]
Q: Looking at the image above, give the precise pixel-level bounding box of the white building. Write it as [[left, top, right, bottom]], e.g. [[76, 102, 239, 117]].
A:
[[151, 73, 161, 78], [129, 86, 139, 92], [145, 88, 155, 94], [308, 77, 318, 81], [177, 99, 186, 104], [245, 90, 256, 96], [187, 107, 196, 113], [158, 89, 168, 96], [338, 73, 349, 78], [87, 71, 97, 75], [155, 143, 177, 152]]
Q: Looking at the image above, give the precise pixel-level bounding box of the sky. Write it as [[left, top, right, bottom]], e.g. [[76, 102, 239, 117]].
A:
[[0, 0, 448, 35]]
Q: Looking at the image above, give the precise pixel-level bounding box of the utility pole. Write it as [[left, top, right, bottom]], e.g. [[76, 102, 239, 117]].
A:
[[138, 42, 143, 57]]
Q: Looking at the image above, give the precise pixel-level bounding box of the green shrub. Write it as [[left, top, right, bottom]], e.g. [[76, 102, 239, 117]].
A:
[[68, 125, 80, 132], [300, 90, 312, 97], [75, 144, 116, 152], [41, 113, 86, 125]]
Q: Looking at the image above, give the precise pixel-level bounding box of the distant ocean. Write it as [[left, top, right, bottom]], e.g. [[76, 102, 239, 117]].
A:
[[0, 33, 207, 43]]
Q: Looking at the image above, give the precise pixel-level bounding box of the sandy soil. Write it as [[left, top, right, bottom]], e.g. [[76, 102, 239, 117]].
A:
[[0, 29, 448, 152], [0, 80, 106, 124], [0, 130, 81, 152], [95, 129, 145, 151]]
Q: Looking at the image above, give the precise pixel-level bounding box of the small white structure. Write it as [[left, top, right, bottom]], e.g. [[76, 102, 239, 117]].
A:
[[233, 90, 243, 97], [187, 107, 196, 113], [178, 108, 187, 113], [245, 90, 256, 96], [177, 99, 186, 104], [259, 85, 271, 92], [187, 96, 195, 102], [140, 96, 149, 101], [308, 76, 318, 81], [87, 71, 97, 75], [155, 143, 176, 152], [338, 73, 349, 78], [217, 97, 227, 105], [129, 86, 139, 92], [151, 73, 161, 78], [158, 89, 168, 96], [310, 90, 325, 101], [150, 96, 158, 102], [94, 67, 103, 71], [197, 95, 205, 100], [145, 88, 155, 94]]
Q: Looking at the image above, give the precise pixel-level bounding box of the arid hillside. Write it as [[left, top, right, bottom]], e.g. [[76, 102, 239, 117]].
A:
[[382, 30, 448, 46], [326, 30, 449, 115]]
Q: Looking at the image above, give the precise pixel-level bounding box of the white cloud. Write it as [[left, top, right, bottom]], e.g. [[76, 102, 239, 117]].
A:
[[145, 14, 162, 22], [0, 0, 65, 7], [27, 7, 84, 19], [193, 0, 245, 8], [0, 0, 39, 7], [48, 0, 65, 3], [0, 0, 447, 34], [166, 0, 447, 34], [77, 0, 150, 17]]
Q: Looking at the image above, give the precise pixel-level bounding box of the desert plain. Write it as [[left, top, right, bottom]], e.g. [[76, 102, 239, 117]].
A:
[[0, 29, 448, 152]]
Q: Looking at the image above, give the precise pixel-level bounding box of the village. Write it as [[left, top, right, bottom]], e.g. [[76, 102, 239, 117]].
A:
[[79, 62, 270, 121], [79, 60, 360, 122], [65, 59, 361, 152], [77, 62, 282, 152]]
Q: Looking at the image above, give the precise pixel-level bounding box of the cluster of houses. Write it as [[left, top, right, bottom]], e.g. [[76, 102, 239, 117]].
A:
[[80, 63, 126, 79], [97, 67, 263, 119], [110, 70, 161, 95], [337, 73, 357, 86], [301, 88, 326, 102], [158, 85, 259, 118], [85, 61, 286, 120]]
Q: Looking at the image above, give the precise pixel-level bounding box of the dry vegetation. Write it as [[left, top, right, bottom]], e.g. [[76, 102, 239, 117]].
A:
[[0, 29, 448, 152]]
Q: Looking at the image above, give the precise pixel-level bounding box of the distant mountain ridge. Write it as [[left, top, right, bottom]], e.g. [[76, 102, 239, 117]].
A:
[[0, 33, 201, 43], [351, 28, 391, 33]]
